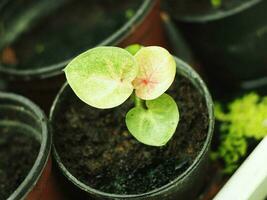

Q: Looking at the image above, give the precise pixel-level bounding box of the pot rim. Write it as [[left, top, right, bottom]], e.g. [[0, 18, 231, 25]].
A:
[[171, 0, 262, 22], [0, 0, 155, 81], [0, 92, 51, 200], [49, 56, 214, 199]]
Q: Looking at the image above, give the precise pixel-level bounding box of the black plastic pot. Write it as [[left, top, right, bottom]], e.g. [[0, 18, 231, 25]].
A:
[[0, 92, 51, 200], [50, 57, 214, 200], [0, 0, 166, 112], [165, 0, 267, 95]]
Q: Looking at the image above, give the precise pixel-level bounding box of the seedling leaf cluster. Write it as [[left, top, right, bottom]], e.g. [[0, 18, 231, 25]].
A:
[[65, 45, 179, 146]]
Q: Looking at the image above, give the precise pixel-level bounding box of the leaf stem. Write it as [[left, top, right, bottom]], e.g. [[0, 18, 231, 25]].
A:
[[134, 94, 146, 109]]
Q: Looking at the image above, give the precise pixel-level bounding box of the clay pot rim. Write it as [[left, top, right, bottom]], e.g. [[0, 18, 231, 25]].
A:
[[0, 92, 51, 200], [0, 0, 156, 81], [50, 56, 215, 199]]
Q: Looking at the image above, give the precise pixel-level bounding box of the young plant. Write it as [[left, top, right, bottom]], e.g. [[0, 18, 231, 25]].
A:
[[212, 93, 267, 173], [64, 45, 179, 146], [211, 0, 222, 8]]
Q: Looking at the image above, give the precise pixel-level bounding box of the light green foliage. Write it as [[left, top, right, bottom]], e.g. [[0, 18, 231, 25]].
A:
[[125, 9, 135, 19], [213, 93, 267, 173], [211, 0, 222, 8], [126, 93, 179, 146], [125, 44, 142, 56], [65, 47, 138, 109], [65, 45, 179, 146]]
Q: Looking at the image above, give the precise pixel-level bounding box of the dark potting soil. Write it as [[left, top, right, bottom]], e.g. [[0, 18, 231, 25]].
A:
[[165, 0, 251, 19], [0, 127, 40, 199], [54, 75, 209, 195], [0, 0, 142, 70]]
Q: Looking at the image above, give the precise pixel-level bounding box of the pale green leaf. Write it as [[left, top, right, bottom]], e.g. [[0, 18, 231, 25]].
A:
[[126, 93, 179, 146], [64, 46, 138, 109]]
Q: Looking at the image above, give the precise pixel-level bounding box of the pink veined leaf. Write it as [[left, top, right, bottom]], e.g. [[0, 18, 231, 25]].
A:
[[132, 46, 176, 100]]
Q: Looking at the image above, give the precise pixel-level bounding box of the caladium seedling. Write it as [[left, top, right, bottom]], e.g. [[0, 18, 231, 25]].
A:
[[64, 45, 179, 146]]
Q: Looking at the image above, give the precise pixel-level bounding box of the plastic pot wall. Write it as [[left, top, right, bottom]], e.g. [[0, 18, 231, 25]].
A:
[[214, 137, 267, 200], [0, 92, 51, 200], [49, 57, 214, 200], [0, 0, 167, 113], [170, 0, 267, 93]]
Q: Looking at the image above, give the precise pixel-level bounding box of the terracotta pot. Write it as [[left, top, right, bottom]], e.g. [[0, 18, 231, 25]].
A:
[[0, 92, 51, 200], [119, 0, 168, 48]]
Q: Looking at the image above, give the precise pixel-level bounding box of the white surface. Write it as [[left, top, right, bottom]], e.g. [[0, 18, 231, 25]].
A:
[[214, 137, 267, 200]]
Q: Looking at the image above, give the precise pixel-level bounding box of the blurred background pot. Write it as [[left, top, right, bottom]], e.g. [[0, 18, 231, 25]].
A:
[[0, 92, 51, 200], [0, 0, 167, 113], [164, 0, 267, 97], [50, 57, 214, 200]]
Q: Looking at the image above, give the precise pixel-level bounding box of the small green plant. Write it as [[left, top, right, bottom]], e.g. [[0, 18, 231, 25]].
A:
[[211, 0, 222, 8], [125, 9, 135, 19], [64, 45, 179, 146], [212, 93, 267, 173]]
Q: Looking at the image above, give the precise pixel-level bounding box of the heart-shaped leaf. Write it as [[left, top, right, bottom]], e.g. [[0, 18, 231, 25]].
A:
[[126, 93, 179, 146], [133, 46, 176, 100], [64, 46, 138, 109]]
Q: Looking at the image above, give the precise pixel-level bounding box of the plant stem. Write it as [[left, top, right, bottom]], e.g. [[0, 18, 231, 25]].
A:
[[134, 94, 146, 109]]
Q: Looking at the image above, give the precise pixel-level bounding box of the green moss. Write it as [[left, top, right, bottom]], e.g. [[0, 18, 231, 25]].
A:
[[212, 93, 267, 174]]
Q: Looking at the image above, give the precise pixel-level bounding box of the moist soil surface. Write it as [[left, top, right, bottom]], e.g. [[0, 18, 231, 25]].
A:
[[165, 0, 251, 19], [0, 0, 142, 70], [54, 75, 209, 195], [0, 128, 40, 199]]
